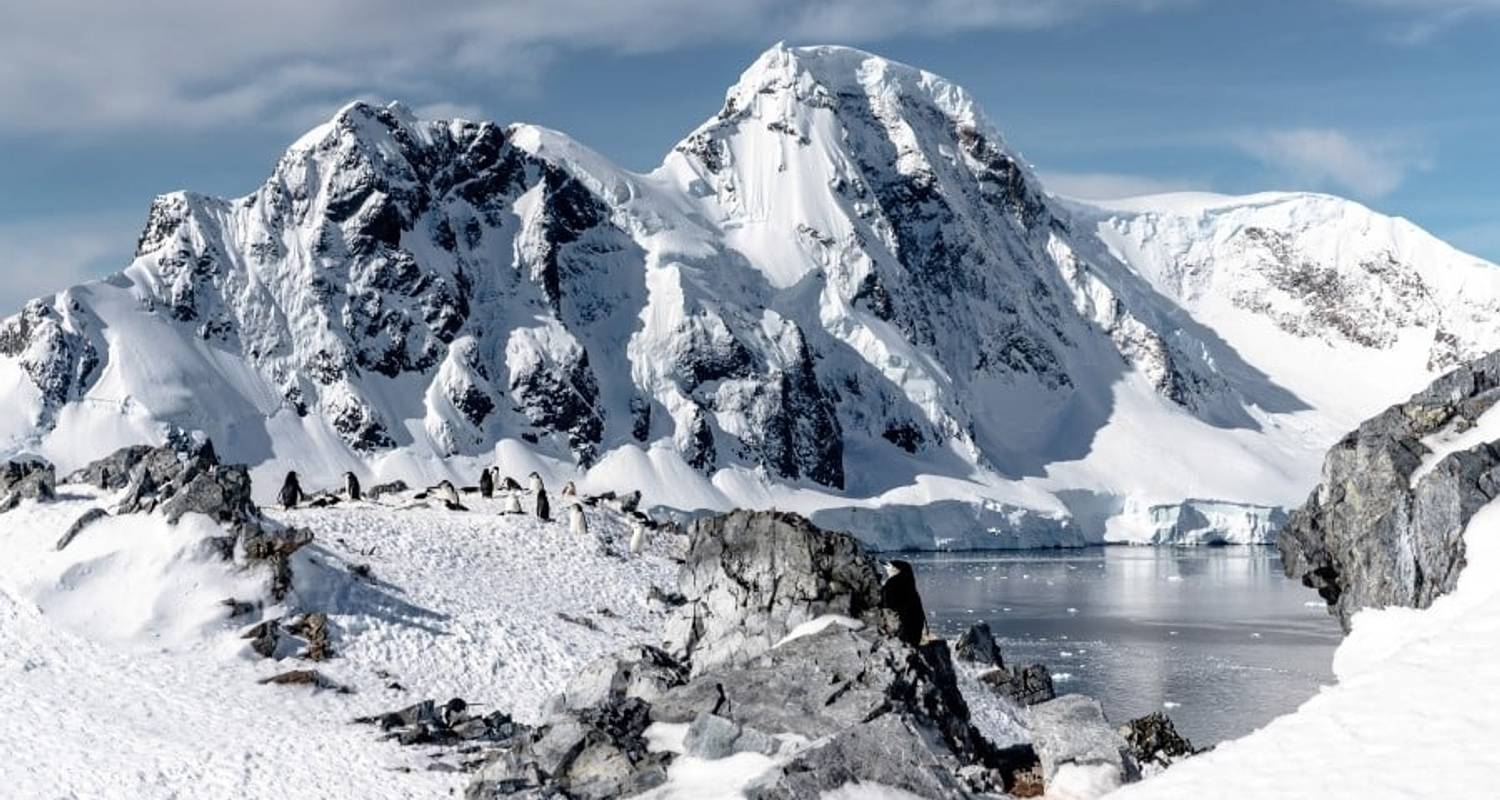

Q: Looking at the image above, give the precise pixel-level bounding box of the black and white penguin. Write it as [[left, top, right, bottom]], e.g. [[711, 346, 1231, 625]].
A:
[[479, 468, 495, 499], [344, 471, 361, 501], [568, 503, 587, 535], [436, 480, 465, 511], [528, 471, 545, 495], [880, 560, 928, 647], [628, 520, 646, 556], [561, 480, 577, 499], [278, 471, 304, 510], [535, 487, 551, 522], [501, 491, 523, 515]]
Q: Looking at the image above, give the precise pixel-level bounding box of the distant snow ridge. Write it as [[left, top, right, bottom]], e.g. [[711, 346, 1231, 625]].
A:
[[6, 44, 1500, 548]]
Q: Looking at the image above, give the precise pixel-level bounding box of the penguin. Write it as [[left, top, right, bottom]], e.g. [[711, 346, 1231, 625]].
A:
[[501, 476, 522, 492], [479, 468, 495, 499], [535, 487, 551, 522], [628, 520, 646, 556], [441, 697, 468, 728], [880, 560, 928, 647], [528, 471, 545, 495], [344, 471, 362, 501], [501, 491, 523, 515], [568, 503, 588, 536], [436, 480, 465, 511], [278, 471, 304, 510], [561, 480, 577, 498]]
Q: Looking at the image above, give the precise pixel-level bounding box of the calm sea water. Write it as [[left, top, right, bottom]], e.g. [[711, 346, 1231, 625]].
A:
[[904, 546, 1342, 746]]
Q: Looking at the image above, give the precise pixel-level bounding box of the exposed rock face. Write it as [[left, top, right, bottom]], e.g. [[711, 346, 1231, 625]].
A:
[[467, 510, 1044, 798], [954, 621, 1004, 669], [1279, 351, 1500, 629], [1119, 711, 1197, 773], [662, 509, 884, 674], [0, 455, 55, 510], [1026, 694, 1138, 787], [979, 663, 1057, 707]]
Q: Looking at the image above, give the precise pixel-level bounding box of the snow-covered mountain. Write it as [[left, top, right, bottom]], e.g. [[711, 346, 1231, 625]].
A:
[[5, 44, 1499, 548]]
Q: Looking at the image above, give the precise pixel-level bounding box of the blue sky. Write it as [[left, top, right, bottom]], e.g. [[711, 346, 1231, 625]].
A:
[[1, 0, 1496, 310]]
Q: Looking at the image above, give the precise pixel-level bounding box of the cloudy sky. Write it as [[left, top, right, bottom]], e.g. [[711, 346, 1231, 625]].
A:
[[1, 0, 1496, 310]]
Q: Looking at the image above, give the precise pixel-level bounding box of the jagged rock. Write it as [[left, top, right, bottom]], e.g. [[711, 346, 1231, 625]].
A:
[[258, 669, 351, 693], [240, 523, 314, 601], [1026, 694, 1138, 787], [551, 645, 688, 714], [662, 509, 884, 674], [745, 712, 1004, 800], [954, 621, 1004, 668], [649, 511, 1026, 793], [54, 507, 109, 550], [366, 479, 408, 500], [0, 455, 55, 511], [356, 698, 526, 749], [242, 618, 286, 659], [1279, 351, 1500, 629], [979, 663, 1056, 706], [466, 697, 669, 800], [285, 612, 334, 661], [1119, 711, 1197, 772], [682, 712, 779, 760]]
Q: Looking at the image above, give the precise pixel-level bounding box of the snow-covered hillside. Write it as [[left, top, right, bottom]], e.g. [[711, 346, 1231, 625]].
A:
[[4, 45, 1499, 547], [0, 479, 680, 798]]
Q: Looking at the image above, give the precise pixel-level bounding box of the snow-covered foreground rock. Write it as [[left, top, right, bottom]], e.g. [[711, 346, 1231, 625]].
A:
[[5, 45, 1499, 548], [0, 450, 679, 798], [1099, 354, 1500, 799], [1110, 499, 1500, 799]]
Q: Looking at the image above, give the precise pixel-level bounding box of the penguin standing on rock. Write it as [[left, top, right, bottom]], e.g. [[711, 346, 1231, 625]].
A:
[[479, 468, 495, 499], [568, 503, 587, 536], [344, 471, 361, 501], [534, 486, 551, 522], [278, 471, 304, 510], [880, 560, 928, 647]]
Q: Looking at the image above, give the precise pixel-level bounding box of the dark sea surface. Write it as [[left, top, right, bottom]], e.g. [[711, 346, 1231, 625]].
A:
[[904, 546, 1342, 745]]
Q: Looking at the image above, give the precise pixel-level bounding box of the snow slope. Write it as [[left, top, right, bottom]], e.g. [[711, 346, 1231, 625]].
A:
[[1107, 497, 1500, 799], [5, 46, 1500, 547], [0, 484, 678, 798]]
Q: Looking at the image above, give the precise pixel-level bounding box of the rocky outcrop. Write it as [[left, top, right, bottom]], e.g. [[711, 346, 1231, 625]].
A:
[[1026, 695, 1138, 788], [1279, 351, 1500, 629], [1118, 711, 1197, 773], [466, 510, 1048, 798], [662, 510, 884, 674], [64, 436, 314, 600], [954, 621, 1004, 668], [0, 455, 55, 511]]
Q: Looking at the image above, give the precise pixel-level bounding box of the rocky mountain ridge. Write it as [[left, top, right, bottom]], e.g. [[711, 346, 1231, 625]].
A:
[[5, 45, 1500, 547]]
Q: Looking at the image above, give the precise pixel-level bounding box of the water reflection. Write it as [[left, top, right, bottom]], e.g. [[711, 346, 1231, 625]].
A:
[[903, 546, 1341, 745]]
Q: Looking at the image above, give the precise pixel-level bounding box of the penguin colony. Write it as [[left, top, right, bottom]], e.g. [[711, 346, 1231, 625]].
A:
[[273, 464, 650, 555]]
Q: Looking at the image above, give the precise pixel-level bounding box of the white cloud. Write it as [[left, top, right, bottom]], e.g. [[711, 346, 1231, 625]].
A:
[[1235, 128, 1428, 199], [0, 213, 139, 312], [1038, 170, 1209, 200], [1341, 0, 1500, 43], [0, 0, 1172, 135]]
